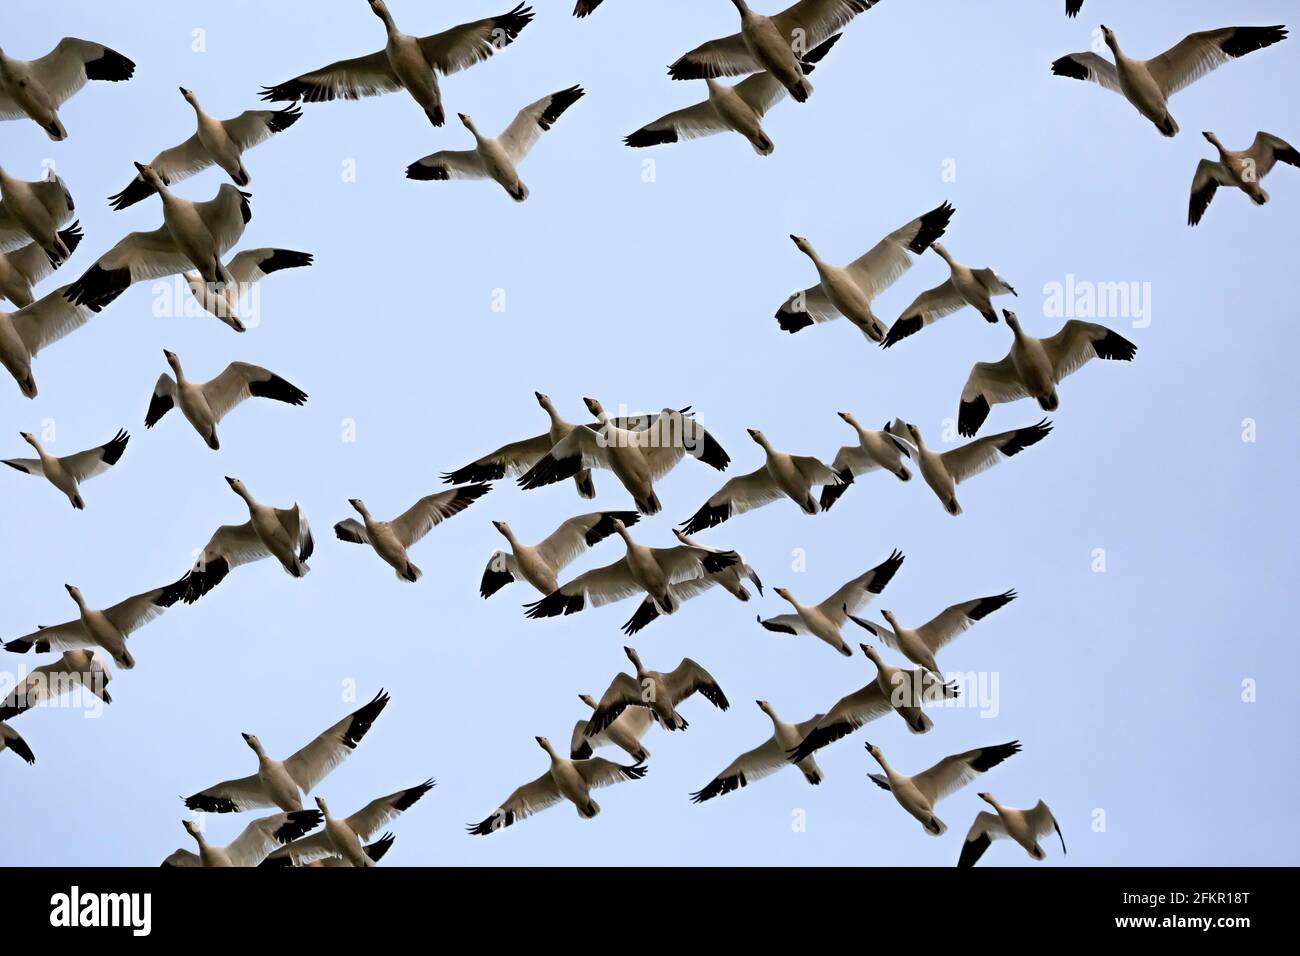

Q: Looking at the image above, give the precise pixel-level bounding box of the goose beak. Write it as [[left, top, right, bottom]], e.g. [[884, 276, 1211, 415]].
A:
[[133, 161, 146, 173], [837, 411, 850, 421], [224, 476, 237, 487], [240, 732, 252, 742], [63, 583, 74, 594]]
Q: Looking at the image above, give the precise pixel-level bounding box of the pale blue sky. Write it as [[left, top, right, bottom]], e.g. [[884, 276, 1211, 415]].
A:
[[1, 0, 1296, 866]]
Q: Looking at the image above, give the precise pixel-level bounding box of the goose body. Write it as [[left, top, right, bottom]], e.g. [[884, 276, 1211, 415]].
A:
[[335, 484, 490, 582], [3, 583, 181, 670], [619, 529, 764, 634], [0, 39, 134, 140], [585, 648, 730, 735], [263, 782, 433, 867], [691, 700, 824, 802], [4, 428, 128, 509], [571, 694, 655, 762], [0, 223, 82, 307], [162, 811, 322, 867], [1189, 131, 1299, 225], [848, 589, 1017, 675], [958, 794, 1067, 867], [0, 168, 76, 266], [885, 242, 1017, 347], [818, 411, 912, 511], [480, 510, 640, 598], [0, 649, 111, 720], [865, 740, 1021, 835], [0, 284, 97, 398]]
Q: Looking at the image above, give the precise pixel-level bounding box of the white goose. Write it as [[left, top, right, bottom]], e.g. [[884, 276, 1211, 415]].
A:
[[818, 411, 912, 512], [480, 510, 641, 598], [756, 550, 904, 657], [262, 1, 534, 127], [145, 349, 307, 450], [776, 202, 954, 342], [1189, 131, 1299, 226], [170, 477, 313, 604], [957, 311, 1136, 437], [0, 649, 112, 721], [406, 85, 584, 202], [690, 700, 824, 803], [0, 223, 82, 306], [1, 722, 36, 764], [467, 735, 646, 834], [680, 428, 839, 533], [847, 589, 1018, 676], [1052, 24, 1287, 137], [627, 36, 838, 155], [1, 283, 98, 399], [108, 89, 302, 210], [620, 529, 763, 635], [584, 648, 730, 735], [884, 242, 1017, 348], [0, 167, 77, 266], [958, 794, 1067, 867], [184, 691, 390, 813], [0, 39, 134, 140], [570, 694, 656, 762], [669, 0, 880, 102], [182, 247, 313, 332], [162, 811, 323, 868], [865, 740, 1021, 835], [4, 428, 128, 509], [262, 781, 434, 867], [335, 484, 490, 582]]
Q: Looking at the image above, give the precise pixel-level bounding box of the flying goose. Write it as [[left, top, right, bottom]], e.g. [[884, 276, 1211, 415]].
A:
[[1051, 24, 1287, 137], [585, 648, 730, 735], [467, 735, 646, 833], [669, 0, 881, 102], [161, 811, 323, 867], [184, 690, 390, 813], [182, 247, 314, 332], [64, 172, 251, 311], [1189, 131, 1299, 226], [1, 722, 35, 764], [480, 510, 641, 598], [756, 550, 904, 656], [0, 649, 112, 721], [890, 419, 1052, 516], [679, 428, 840, 533], [270, 833, 396, 867], [108, 89, 302, 210], [787, 646, 959, 764], [776, 202, 954, 342], [0, 167, 76, 266], [570, 693, 656, 762], [818, 411, 912, 512], [620, 529, 763, 635], [263, 1, 534, 126], [883, 242, 1017, 347], [0, 223, 83, 307], [627, 36, 838, 155], [3, 582, 181, 670], [407, 85, 584, 202], [957, 311, 1136, 437], [525, 519, 738, 620], [865, 740, 1021, 835], [145, 349, 307, 450], [1, 284, 98, 398], [4, 428, 128, 509], [335, 484, 490, 582], [520, 398, 730, 516], [0, 40, 134, 140], [168, 477, 313, 604], [959, 794, 1067, 867], [262, 781, 433, 867], [690, 700, 824, 803], [848, 589, 1017, 676]]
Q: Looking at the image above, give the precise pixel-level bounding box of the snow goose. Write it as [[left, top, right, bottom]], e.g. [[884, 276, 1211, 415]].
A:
[[182, 247, 313, 332], [818, 411, 912, 512], [690, 700, 824, 802], [262, 781, 433, 867], [957, 311, 1136, 437], [627, 36, 838, 155], [335, 484, 490, 582], [776, 202, 954, 342], [0, 283, 98, 398], [756, 550, 904, 656], [570, 693, 655, 762], [679, 428, 839, 533], [161, 811, 323, 867], [620, 528, 763, 635], [525, 518, 738, 620], [520, 398, 730, 516], [480, 510, 640, 598], [4, 428, 128, 509], [108, 89, 301, 210], [959, 793, 1066, 867], [847, 589, 1017, 676], [3, 582, 181, 670], [1190, 131, 1299, 226], [467, 735, 646, 833], [883, 242, 1017, 348], [585, 648, 730, 735], [0, 40, 134, 140], [0, 722, 35, 764], [168, 477, 313, 604], [0, 167, 77, 266], [145, 349, 307, 450], [406, 85, 584, 202], [891, 418, 1051, 516], [262, 1, 534, 127], [0, 223, 83, 307], [65, 169, 251, 311], [1052, 24, 1287, 137], [184, 690, 390, 813], [0, 650, 111, 721], [786, 645, 959, 764], [865, 740, 1021, 835], [669, 0, 880, 102]]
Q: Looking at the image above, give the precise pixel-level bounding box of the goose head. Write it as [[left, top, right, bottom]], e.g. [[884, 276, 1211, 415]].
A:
[[578, 693, 597, 709], [19, 431, 38, 448], [902, 421, 923, 448], [1002, 309, 1021, 334], [1202, 131, 1225, 151], [773, 586, 795, 603], [755, 699, 772, 716], [225, 476, 249, 497], [583, 396, 606, 418], [162, 348, 182, 373], [178, 86, 198, 106], [672, 528, 694, 546], [534, 390, 552, 408], [746, 428, 769, 450], [314, 795, 330, 814], [182, 819, 202, 840], [348, 498, 370, 518], [457, 112, 479, 136], [788, 234, 814, 256], [491, 519, 512, 539], [859, 643, 882, 664], [1099, 24, 1118, 52], [836, 411, 859, 428], [609, 517, 631, 540], [622, 645, 644, 671], [134, 162, 169, 190], [533, 735, 557, 757], [880, 609, 899, 628], [63, 583, 84, 606], [977, 792, 996, 805], [864, 741, 885, 763], [368, 0, 395, 24], [240, 732, 263, 753]]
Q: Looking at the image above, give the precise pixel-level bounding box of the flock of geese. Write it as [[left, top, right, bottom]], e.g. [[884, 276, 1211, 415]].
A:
[[0, 0, 1291, 868]]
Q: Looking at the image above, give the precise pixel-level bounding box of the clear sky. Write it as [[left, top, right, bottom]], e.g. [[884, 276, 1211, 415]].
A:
[[2, 0, 1296, 867]]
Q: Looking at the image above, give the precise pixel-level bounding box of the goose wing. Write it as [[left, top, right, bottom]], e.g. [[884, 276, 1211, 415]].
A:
[[499, 86, 584, 163], [815, 550, 905, 625], [261, 49, 399, 104], [28, 39, 135, 108], [669, 32, 757, 81], [1040, 320, 1137, 382], [585, 673, 645, 736], [621, 574, 726, 635], [442, 430, 554, 484], [101, 584, 177, 637], [517, 425, 612, 490], [690, 735, 785, 802], [0, 652, 109, 720], [226, 810, 323, 867], [195, 185, 252, 258], [390, 484, 490, 548], [909, 590, 1017, 653], [663, 658, 729, 711], [679, 465, 782, 534], [846, 202, 954, 299], [1050, 52, 1122, 94], [108, 136, 213, 210], [787, 683, 894, 762], [160, 849, 201, 867], [201, 362, 307, 422], [10, 285, 96, 356], [346, 779, 435, 841], [912, 741, 1021, 805], [957, 811, 1007, 867], [225, 248, 314, 287], [626, 99, 730, 148], [757, 612, 809, 636], [282, 690, 391, 794], [1026, 800, 1067, 855], [957, 354, 1030, 437], [524, 558, 642, 618], [1245, 131, 1300, 179], [775, 282, 837, 332], [0, 175, 74, 251], [536, 510, 639, 571], [4, 618, 89, 655], [650, 543, 737, 585], [222, 104, 303, 152], [771, 0, 880, 49], [2, 223, 83, 287], [273, 505, 314, 565], [417, 4, 535, 75], [885, 278, 966, 347], [1146, 25, 1287, 98], [940, 421, 1052, 484], [57, 429, 129, 483], [467, 771, 563, 834], [405, 149, 489, 182], [184, 772, 273, 813], [479, 550, 517, 597], [575, 756, 646, 789], [65, 228, 193, 308]]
